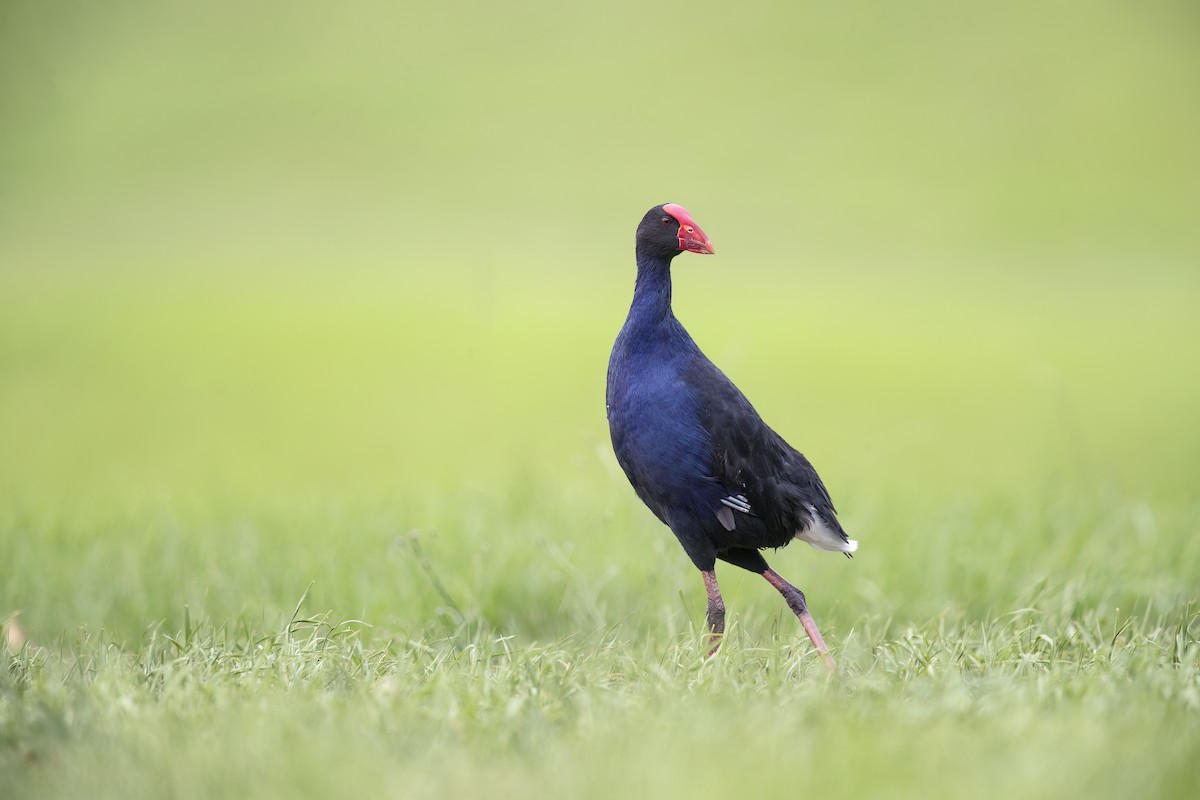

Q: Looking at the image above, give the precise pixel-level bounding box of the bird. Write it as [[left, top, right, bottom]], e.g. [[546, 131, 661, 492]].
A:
[[606, 203, 857, 668]]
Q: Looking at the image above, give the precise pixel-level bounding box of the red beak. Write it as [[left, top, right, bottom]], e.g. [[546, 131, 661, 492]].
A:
[[663, 203, 715, 254]]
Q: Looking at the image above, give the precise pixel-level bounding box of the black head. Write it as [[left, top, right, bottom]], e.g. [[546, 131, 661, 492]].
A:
[[635, 203, 715, 259]]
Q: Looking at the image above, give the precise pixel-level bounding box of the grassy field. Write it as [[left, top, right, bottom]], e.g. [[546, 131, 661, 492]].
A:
[[3, 2, 1199, 798]]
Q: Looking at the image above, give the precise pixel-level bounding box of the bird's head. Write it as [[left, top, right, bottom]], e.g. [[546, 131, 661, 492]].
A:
[[636, 203, 715, 259]]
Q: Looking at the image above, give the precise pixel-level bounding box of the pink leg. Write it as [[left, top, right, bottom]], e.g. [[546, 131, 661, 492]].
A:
[[762, 568, 836, 671], [702, 569, 725, 657]]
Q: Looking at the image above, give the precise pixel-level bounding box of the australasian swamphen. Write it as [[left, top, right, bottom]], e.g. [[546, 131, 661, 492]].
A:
[[606, 203, 857, 667]]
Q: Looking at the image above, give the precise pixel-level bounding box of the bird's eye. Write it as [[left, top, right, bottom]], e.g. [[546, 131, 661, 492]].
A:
[[661, 217, 672, 225]]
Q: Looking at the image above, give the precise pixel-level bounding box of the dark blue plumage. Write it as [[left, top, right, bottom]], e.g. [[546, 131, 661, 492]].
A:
[[606, 203, 856, 665]]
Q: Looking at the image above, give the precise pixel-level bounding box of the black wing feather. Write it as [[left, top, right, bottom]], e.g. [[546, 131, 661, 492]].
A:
[[684, 355, 846, 550]]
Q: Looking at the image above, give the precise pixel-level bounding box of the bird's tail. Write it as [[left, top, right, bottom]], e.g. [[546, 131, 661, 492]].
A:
[[796, 505, 858, 556]]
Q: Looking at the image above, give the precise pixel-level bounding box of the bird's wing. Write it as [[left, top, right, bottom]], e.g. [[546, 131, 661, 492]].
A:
[[685, 355, 841, 543], [715, 494, 753, 531]]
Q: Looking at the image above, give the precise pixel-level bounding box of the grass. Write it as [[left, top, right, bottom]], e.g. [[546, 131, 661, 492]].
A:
[[2, 452, 1198, 798], [3, 577, 1197, 799]]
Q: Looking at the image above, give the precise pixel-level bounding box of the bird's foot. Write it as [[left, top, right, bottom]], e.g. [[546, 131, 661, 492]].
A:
[[761, 568, 837, 672]]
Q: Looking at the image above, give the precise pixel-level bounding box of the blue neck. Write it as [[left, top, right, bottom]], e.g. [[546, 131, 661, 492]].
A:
[[628, 250, 675, 326]]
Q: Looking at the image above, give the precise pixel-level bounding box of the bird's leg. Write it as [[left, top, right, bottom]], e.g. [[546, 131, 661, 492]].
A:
[[701, 569, 726, 657], [761, 568, 836, 671]]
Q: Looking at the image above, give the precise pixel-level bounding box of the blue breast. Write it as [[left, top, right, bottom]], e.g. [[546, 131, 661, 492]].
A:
[[606, 319, 721, 529]]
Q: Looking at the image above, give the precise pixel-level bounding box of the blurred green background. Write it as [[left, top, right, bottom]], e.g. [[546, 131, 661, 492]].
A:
[[2, 0, 1198, 629], [2, 3, 1200, 799]]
